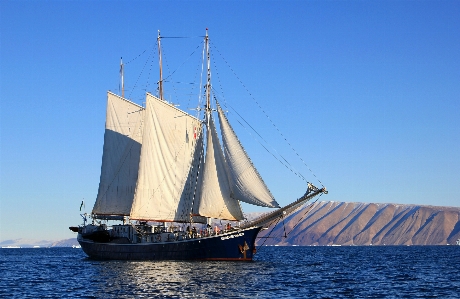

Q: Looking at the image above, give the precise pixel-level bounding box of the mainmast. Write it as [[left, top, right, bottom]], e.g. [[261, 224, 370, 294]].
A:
[[157, 30, 164, 101], [205, 28, 211, 123], [120, 57, 124, 98]]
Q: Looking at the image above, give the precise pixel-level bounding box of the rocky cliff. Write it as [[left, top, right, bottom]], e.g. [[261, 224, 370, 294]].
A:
[[4, 202, 459, 247], [255, 201, 460, 246]]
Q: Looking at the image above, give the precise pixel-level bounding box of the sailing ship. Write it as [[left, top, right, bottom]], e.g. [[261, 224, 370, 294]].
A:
[[70, 30, 327, 260]]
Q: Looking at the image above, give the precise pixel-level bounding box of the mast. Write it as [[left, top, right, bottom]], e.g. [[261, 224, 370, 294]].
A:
[[120, 57, 124, 98], [205, 28, 211, 123], [157, 30, 164, 101]]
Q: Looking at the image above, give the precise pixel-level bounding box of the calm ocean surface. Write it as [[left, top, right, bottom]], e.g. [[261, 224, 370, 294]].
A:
[[1, 246, 459, 298]]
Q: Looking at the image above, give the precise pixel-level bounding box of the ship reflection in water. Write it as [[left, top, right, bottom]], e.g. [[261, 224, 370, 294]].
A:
[[89, 258, 274, 298]]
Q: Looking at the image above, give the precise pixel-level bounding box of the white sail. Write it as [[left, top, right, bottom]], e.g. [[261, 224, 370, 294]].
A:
[[92, 92, 145, 216], [193, 116, 244, 221], [217, 105, 279, 208], [130, 93, 202, 221]]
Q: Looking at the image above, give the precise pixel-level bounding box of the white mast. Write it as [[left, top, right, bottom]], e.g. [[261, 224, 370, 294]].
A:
[[205, 28, 211, 123]]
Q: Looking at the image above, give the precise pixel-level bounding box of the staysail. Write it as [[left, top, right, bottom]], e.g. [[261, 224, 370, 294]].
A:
[[92, 92, 145, 216], [217, 104, 279, 208], [193, 115, 244, 221], [129, 93, 203, 222]]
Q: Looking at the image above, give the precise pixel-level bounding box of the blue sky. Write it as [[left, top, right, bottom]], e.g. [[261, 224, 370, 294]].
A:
[[1, 0, 459, 241]]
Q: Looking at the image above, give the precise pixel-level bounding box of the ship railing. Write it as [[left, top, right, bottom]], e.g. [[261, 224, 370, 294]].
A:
[[112, 222, 250, 243]]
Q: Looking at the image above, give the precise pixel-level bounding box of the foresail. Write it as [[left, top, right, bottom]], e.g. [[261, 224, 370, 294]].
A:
[[217, 105, 279, 208], [130, 93, 202, 222], [193, 116, 244, 221], [92, 92, 145, 216]]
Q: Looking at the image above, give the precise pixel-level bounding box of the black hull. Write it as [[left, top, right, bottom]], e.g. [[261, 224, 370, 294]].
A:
[[78, 227, 261, 261]]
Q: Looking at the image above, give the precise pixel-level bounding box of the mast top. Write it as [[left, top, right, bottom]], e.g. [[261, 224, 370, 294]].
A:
[[120, 57, 124, 98], [157, 30, 164, 101]]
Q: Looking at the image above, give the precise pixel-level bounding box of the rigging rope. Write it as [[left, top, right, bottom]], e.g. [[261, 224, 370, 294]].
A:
[[209, 46, 307, 182], [159, 40, 204, 106], [281, 215, 287, 238], [160, 36, 205, 39], [125, 49, 148, 65], [226, 102, 307, 182], [255, 216, 283, 254], [162, 42, 203, 82], [282, 193, 323, 238], [128, 47, 155, 99], [212, 43, 324, 188]]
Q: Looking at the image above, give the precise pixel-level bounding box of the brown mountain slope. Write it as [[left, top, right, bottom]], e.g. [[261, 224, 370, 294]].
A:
[[255, 201, 460, 246]]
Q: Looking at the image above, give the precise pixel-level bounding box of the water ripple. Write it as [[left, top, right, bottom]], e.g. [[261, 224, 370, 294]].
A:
[[1, 246, 459, 298]]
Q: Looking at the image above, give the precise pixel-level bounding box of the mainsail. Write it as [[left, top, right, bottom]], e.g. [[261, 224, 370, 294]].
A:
[[193, 115, 244, 221], [217, 104, 279, 208], [129, 93, 203, 222], [92, 92, 145, 216]]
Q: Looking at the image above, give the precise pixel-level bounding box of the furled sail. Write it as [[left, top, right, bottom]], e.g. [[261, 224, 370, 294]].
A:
[[129, 93, 203, 222], [193, 115, 244, 221], [217, 105, 279, 208], [92, 92, 145, 216]]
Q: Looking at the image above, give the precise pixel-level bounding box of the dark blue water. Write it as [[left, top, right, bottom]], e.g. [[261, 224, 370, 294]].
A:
[[1, 246, 459, 298]]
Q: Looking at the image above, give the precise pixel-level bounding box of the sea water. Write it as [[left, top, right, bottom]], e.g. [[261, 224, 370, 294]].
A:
[[1, 246, 459, 298]]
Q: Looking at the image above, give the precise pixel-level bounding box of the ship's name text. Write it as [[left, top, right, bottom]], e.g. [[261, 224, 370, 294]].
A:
[[221, 232, 244, 241]]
